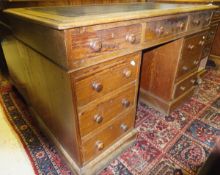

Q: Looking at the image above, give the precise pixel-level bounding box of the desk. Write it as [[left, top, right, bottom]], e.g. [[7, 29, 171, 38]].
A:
[[2, 2, 218, 174]]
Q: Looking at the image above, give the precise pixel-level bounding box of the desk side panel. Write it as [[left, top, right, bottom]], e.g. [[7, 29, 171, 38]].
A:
[[1, 37, 82, 166], [6, 16, 68, 69]]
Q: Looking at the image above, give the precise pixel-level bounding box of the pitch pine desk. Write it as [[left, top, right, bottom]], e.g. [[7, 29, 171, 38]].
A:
[[2, 2, 219, 174]]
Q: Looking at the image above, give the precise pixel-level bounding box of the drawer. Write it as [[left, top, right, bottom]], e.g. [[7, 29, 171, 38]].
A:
[[212, 10, 220, 21], [74, 52, 140, 107], [68, 24, 141, 68], [176, 32, 207, 78], [145, 15, 187, 41], [206, 25, 218, 43], [173, 72, 197, 99], [78, 84, 136, 137], [188, 11, 212, 30], [81, 108, 135, 162]]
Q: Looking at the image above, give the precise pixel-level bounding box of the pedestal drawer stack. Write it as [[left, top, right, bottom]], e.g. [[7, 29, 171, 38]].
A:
[[72, 52, 141, 162]]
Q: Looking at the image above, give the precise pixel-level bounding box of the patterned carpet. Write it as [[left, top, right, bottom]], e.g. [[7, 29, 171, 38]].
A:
[[0, 68, 219, 175]]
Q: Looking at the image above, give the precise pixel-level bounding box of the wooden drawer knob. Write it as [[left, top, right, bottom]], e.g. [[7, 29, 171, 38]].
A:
[[211, 31, 215, 35], [123, 69, 132, 78], [182, 66, 188, 71], [126, 33, 136, 44], [92, 82, 103, 92], [120, 123, 128, 132], [193, 60, 199, 65], [177, 22, 185, 30], [96, 140, 104, 151], [89, 40, 102, 52], [94, 114, 103, 124], [156, 26, 165, 36], [205, 18, 210, 23], [121, 99, 130, 108], [199, 40, 205, 46], [191, 79, 196, 84], [188, 44, 195, 50], [193, 19, 200, 25], [180, 86, 186, 91]]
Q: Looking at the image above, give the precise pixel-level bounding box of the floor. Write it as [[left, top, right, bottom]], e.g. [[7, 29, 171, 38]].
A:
[[0, 68, 219, 175], [0, 79, 35, 175]]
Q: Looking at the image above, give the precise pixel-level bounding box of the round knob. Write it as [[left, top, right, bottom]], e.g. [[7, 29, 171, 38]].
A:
[[188, 44, 195, 50], [180, 86, 186, 91], [126, 34, 136, 44], [182, 66, 188, 71], [177, 22, 185, 30], [94, 114, 103, 124], [199, 40, 205, 46], [156, 26, 164, 36], [123, 69, 132, 78], [205, 18, 210, 23], [121, 99, 130, 108], [92, 82, 103, 92], [193, 19, 200, 25], [89, 40, 102, 52], [96, 140, 104, 151], [120, 123, 128, 132], [191, 79, 196, 84], [193, 60, 199, 65]]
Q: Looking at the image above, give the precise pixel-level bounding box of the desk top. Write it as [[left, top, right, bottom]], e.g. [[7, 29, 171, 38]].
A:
[[4, 2, 218, 29]]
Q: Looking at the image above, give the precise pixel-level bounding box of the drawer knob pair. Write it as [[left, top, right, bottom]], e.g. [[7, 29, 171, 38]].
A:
[[126, 34, 136, 44], [120, 123, 129, 132], [94, 114, 103, 124], [96, 140, 104, 151], [123, 69, 132, 78], [122, 99, 130, 108], [92, 82, 103, 92], [90, 40, 102, 52]]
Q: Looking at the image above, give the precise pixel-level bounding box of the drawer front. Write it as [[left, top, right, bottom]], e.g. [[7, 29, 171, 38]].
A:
[[174, 72, 197, 99], [145, 15, 187, 41], [212, 10, 220, 22], [74, 52, 140, 107], [68, 24, 141, 68], [177, 32, 207, 78], [206, 25, 218, 43], [78, 84, 136, 137], [81, 108, 135, 162], [188, 11, 212, 30]]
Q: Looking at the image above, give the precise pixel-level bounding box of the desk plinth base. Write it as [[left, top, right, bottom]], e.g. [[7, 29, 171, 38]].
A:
[[30, 106, 136, 175], [139, 87, 195, 115]]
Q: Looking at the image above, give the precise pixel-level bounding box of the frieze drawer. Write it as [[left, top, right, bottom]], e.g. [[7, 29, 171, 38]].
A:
[[67, 24, 141, 69], [188, 11, 212, 30], [145, 15, 187, 42]]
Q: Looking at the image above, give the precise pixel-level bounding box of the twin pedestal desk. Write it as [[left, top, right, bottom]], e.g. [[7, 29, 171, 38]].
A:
[[2, 3, 219, 174]]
